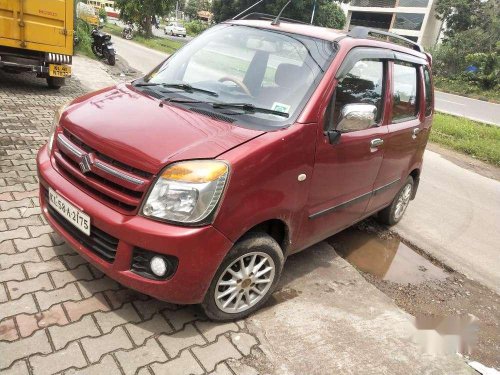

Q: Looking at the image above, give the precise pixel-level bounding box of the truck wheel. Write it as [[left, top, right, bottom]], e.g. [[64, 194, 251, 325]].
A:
[[46, 77, 65, 89], [377, 176, 414, 226], [202, 232, 284, 321]]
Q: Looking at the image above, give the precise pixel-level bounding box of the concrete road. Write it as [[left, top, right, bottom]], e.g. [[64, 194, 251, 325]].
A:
[[110, 40, 500, 294], [394, 150, 500, 295], [435, 91, 500, 126], [112, 36, 168, 75]]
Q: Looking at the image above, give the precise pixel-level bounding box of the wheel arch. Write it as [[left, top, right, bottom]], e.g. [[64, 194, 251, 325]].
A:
[[239, 219, 290, 256], [409, 168, 421, 199]]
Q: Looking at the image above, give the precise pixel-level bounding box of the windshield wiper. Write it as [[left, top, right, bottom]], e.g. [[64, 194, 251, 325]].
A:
[[162, 97, 205, 104], [212, 103, 290, 118], [133, 81, 218, 97], [162, 83, 218, 97]]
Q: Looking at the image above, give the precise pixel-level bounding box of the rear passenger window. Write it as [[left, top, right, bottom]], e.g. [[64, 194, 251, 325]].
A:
[[392, 62, 418, 122], [423, 67, 433, 116], [334, 60, 385, 128]]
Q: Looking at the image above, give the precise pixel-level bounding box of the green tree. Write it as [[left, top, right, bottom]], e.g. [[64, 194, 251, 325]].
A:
[[211, 0, 346, 28], [184, 0, 199, 19], [115, 0, 173, 37], [435, 0, 483, 39]]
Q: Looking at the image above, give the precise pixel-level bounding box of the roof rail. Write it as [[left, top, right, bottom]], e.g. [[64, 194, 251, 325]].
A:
[[239, 12, 308, 25], [348, 26, 423, 53]]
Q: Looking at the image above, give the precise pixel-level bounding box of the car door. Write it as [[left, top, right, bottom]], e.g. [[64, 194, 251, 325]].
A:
[[367, 58, 424, 213], [300, 56, 390, 248]]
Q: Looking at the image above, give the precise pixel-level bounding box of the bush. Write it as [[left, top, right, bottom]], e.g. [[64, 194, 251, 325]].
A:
[[75, 19, 94, 58], [184, 20, 208, 36]]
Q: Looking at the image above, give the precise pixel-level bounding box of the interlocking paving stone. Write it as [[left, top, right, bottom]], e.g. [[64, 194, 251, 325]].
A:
[[163, 307, 199, 331], [0, 264, 25, 283], [192, 336, 243, 372], [94, 303, 141, 333], [50, 265, 93, 288], [25, 258, 66, 278], [15, 304, 69, 337], [77, 277, 120, 298], [230, 332, 258, 356], [65, 355, 121, 375], [63, 293, 111, 322], [48, 315, 100, 350], [0, 360, 30, 375], [150, 350, 204, 375], [0, 249, 40, 268], [81, 326, 133, 363], [35, 283, 82, 310], [0, 294, 38, 318], [195, 320, 239, 342], [157, 323, 206, 358], [126, 313, 173, 346], [0, 330, 51, 369], [0, 318, 18, 341], [29, 341, 87, 375], [7, 273, 52, 299], [115, 338, 168, 375]]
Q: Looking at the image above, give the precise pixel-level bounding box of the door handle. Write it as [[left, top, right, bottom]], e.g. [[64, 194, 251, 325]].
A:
[[412, 128, 421, 139], [370, 138, 384, 148]]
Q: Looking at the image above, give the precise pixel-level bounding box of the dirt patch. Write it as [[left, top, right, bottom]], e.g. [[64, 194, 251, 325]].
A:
[[329, 219, 500, 369], [427, 142, 500, 182]]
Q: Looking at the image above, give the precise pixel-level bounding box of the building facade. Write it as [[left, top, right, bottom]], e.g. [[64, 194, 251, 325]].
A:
[[342, 0, 443, 48]]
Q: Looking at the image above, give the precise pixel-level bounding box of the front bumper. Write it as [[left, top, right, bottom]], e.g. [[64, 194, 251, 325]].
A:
[[37, 145, 233, 304]]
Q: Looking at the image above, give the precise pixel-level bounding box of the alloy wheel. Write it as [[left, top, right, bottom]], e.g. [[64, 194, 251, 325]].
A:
[[394, 183, 412, 220], [215, 252, 275, 314]]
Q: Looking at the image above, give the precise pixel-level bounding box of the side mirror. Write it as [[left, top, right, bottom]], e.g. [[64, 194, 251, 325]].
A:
[[337, 104, 377, 132]]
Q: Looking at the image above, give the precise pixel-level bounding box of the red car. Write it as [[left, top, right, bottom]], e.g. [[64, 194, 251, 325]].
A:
[[37, 16, 433, 321]]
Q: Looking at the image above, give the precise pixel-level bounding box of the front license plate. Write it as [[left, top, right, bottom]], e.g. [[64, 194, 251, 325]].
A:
[[49, 64, 71, 77], [48, 188, 90, 236]]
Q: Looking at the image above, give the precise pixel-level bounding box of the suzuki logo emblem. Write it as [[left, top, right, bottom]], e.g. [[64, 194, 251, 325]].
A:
[[79, 154, 92, 174]]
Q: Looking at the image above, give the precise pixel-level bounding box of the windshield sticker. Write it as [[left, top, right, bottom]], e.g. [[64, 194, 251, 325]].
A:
[[271, 102, 291, 114]]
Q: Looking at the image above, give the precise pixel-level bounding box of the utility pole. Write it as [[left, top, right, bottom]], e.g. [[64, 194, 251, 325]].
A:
[[176, 1, 179, 20], [310, 0, 317, 24]]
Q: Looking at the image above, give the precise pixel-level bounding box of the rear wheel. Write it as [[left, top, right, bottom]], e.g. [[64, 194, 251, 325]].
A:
[[46, 77, 64, 89], [377, 176, 414, 226], [202, 232, 284, 321]]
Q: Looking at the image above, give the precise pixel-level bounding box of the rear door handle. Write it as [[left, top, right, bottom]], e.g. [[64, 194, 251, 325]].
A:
[[412, 128, 421, 139], [370, 138, 384, 148]]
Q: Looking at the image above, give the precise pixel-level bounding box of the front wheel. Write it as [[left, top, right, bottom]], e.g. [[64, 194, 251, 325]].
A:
[[202, 232, 284, 321], [107, 54, 116, 66], [91, 44, 102, 57], [377, 176, 414, 226]]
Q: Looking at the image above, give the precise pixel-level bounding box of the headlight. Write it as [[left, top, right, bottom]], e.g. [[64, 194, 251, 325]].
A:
[[48, 101, 71, 155], [142, 160, 229, 224]]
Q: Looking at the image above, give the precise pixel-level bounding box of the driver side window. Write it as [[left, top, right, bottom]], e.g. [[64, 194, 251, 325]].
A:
[[332, 59, 385, 130]]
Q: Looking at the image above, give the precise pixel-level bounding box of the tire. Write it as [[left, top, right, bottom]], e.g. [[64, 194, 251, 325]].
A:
[[91, 44, 102, 57], [125, 33, 133, 40], [46, 77, 64, 89], [201, 232, 284, 321], [108, 54, 116, 66], [377, 176, 414, 226]]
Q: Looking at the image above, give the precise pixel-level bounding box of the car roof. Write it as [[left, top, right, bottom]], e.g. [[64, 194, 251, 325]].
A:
[[225, 19, 428, 61]]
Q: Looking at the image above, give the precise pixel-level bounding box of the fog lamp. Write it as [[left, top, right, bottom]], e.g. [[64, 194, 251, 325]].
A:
[[150, 256, 168, 277]]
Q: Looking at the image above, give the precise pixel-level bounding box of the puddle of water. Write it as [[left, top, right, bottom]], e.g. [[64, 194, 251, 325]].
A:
[[330, 228, 448, 285]]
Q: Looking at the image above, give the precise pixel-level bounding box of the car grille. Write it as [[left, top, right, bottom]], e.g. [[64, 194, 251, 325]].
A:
[[44, 190, 119, 263], [53, 130, 154, 213]]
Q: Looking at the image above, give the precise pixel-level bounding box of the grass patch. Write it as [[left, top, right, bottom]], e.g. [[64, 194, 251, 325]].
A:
[[434, 77, 500, 103], [74, 19, 95, 58], [431, 112, 500, 166], [103, 23, 182, 55]]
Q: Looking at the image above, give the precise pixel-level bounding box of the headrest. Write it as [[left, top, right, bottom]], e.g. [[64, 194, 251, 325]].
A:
[[275, 63, 309, 88]]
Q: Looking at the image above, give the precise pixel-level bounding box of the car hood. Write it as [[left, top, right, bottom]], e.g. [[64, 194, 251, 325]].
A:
[[62, 84, 265, 174]]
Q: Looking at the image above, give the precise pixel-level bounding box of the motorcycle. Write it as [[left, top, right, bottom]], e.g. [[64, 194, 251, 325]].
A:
[[91, 25, 116, 66], [122, 22, 133, 40]]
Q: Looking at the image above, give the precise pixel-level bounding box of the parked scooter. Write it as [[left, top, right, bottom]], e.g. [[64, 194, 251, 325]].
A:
[[91, 25, 116, 66], [122, 22, 133, 40]]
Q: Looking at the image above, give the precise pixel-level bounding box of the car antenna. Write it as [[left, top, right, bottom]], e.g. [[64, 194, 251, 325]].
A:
[[233, 0, 265, 20], [271, 0, 292, 26]]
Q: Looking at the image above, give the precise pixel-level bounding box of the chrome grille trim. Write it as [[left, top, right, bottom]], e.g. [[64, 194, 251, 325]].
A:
[[57, 133, 84, 158], [94, 161, 145, 185]]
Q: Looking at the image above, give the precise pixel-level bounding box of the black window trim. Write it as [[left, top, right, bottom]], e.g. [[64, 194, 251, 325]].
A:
[[423, 65, 433, 117]]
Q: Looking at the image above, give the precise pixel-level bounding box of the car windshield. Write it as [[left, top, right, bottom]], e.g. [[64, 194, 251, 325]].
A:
[[141, 24, 337, 129], [172, 23, 183, 27]]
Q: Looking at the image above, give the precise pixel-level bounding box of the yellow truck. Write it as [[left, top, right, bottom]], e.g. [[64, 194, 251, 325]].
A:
[[0, 0, 74, 89]]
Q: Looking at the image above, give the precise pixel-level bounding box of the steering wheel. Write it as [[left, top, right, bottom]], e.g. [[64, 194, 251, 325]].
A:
[[218, 76, 252, 97]]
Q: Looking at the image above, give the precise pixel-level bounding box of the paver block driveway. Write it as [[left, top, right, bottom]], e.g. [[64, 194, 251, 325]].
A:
[[0, 71, 263, 375]]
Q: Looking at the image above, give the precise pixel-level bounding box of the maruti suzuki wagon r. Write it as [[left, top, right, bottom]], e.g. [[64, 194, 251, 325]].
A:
[[37, 18, 434, 321]]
